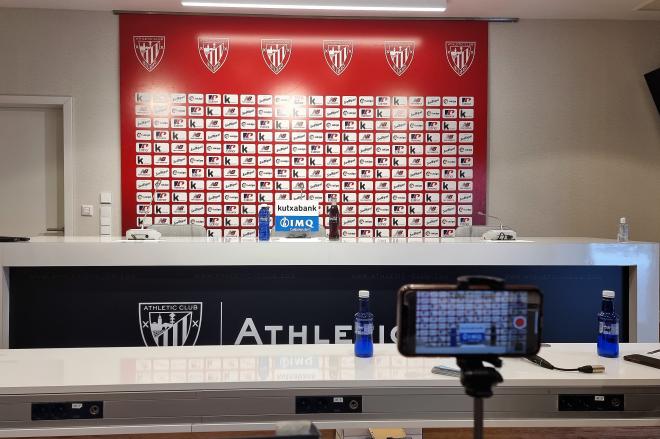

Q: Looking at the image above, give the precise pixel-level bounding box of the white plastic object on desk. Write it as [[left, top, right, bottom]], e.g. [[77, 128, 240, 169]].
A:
[[125, 228, 161, 240], [482, 229, 517, 241]]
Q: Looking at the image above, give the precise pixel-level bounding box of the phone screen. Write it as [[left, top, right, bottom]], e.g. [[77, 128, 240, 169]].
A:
[[398, 287, 542, 356]]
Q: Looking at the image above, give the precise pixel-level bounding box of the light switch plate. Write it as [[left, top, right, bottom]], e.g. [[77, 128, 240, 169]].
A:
[[100, 192, 112, 204], [100, 216, 111, 226], [100, 225, 111, 236], [100, 205, 112, 219], [81, 205, 93, 217]]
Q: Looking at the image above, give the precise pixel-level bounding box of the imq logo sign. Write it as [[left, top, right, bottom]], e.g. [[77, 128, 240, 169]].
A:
[[274, 200, 320, 232]]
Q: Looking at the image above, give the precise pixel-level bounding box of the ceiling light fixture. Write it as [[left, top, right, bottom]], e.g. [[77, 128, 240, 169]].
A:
[[180, 1, 447, 13]]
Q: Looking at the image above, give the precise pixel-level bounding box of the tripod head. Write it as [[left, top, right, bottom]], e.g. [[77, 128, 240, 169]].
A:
[[457, 356, 503, 398], [454, 277, 505, 400]]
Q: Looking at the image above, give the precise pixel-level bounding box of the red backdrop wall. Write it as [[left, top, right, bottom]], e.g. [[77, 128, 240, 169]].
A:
[[120, 14, 487, 238]]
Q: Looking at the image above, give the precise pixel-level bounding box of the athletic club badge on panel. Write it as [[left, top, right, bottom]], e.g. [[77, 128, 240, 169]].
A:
[[198, 37, 229, 73], [261, 39, 292, 74], [445, 41, 476, 76], [139, 302, 202, 347], [384, 41, 415, 76], [323, 40, 353, 75], [133, 36, 165, 72]]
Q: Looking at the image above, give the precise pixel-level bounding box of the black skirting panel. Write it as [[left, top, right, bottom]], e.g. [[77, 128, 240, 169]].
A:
[[9, 265, 627, 348]]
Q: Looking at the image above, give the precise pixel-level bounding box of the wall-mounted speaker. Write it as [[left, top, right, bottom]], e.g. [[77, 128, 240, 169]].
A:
[[644, 67, 660, 113]]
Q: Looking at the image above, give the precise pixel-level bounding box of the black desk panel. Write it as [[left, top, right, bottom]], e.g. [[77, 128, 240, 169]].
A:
[[9, 265, 626, 348]]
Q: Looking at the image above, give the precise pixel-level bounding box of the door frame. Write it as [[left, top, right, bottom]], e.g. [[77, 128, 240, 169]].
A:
[[0, 95, 74, 236]]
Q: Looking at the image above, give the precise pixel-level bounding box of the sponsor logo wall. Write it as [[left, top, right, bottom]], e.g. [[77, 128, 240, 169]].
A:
[[121, 15, 488, 237]]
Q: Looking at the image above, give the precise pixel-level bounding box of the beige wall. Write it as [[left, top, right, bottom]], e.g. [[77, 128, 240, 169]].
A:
[[0, 9, 658, 241], [489, 20, 660, 242], [0, 9, 119, 236], [0, 107, 63, 236]]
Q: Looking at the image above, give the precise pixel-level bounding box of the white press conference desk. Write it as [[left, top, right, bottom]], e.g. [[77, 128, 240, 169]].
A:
[[0, 236, 658, 347], [0, 343, 659, 437]]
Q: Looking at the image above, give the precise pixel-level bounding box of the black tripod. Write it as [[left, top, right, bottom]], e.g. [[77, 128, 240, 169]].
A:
[[456, 356, 503, 439], [455, 274, 507, 439]]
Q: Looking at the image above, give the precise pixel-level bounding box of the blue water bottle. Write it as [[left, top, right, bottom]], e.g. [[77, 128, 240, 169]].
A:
[[354, 290, 374, 358], [258, 204, 270, 241], [597, 289, 619, 358]]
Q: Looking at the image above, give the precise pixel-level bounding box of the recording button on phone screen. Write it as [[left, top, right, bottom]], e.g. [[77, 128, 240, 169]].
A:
[[513, 316, 527, 329]]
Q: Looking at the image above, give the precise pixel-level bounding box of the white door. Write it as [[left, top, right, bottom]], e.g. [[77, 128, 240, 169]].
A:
[[0, 107, 64, 237]]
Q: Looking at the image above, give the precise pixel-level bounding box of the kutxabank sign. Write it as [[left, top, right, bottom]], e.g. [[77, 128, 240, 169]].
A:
[[275, 200, 320, 232]]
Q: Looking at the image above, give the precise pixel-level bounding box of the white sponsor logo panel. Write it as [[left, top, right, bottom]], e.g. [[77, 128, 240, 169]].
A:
[[132, 91, 477, 238]]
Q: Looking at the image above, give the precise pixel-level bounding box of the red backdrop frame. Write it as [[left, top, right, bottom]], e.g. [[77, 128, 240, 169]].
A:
[[120, 14, 487, 238]]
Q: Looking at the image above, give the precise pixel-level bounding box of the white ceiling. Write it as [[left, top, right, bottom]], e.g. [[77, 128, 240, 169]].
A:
[[0, 0, 659, 20]]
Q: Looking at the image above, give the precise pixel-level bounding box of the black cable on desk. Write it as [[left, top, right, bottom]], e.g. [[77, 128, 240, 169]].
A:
[[525, 355, 605, 374]]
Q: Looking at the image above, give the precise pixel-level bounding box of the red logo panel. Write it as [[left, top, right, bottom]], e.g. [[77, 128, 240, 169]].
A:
[[120, 15, 488, 238]]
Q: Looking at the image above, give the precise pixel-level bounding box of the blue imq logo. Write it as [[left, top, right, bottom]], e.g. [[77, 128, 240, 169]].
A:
[[276, 216, 319, 232]]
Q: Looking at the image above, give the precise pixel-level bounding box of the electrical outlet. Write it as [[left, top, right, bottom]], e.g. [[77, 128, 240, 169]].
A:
[[296, 396, 362, 414], [32, 401, 103, 421]]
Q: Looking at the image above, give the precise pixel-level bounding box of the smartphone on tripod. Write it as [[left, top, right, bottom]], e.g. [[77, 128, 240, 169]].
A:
[[395, 279, 543, 439], [397, 283, 543, 357]]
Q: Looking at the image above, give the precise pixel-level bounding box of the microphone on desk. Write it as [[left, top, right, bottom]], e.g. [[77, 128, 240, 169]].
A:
[[141, 179, 161, 227], [125, 180, 162, 240], [296, 181, 306, 200], [477, 211, 504, 231], [476, 211, 517, 241]]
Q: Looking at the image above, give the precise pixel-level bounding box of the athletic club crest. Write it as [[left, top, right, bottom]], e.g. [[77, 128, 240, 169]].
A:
[[323, 40, 353, 76], [445, 41, 476, 77], [198, 37, 229, 73], [139, 302, 202, 347], [261, 39, 292, 74], [133, 36, 165, 72], [384, 41, 415, 76]]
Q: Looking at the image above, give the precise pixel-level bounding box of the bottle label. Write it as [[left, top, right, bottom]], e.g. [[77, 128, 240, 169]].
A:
[[355, 321, 373, 336], [599, 322, 619, 336]]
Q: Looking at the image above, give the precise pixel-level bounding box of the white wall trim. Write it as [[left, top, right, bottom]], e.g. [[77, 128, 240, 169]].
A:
[[0, 95, 75, 236]]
